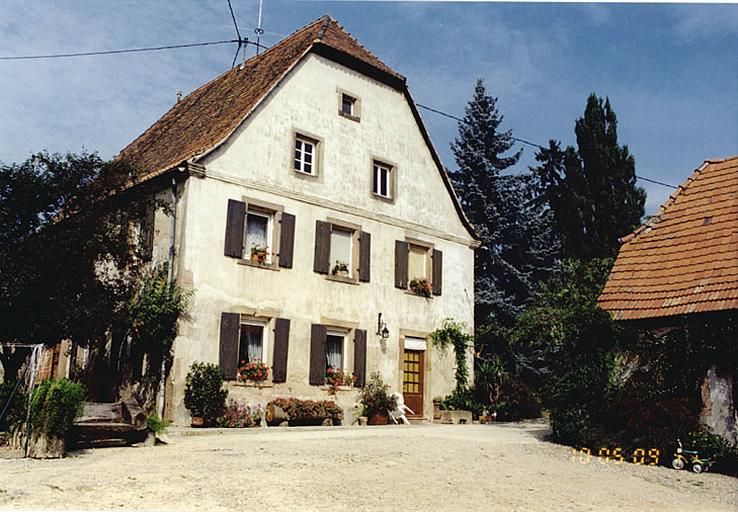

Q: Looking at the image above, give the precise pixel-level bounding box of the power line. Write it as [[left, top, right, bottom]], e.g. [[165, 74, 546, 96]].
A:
[[227, 0, 242, 41], [0, 39, 240, 61], [415, 102, 679, 189]]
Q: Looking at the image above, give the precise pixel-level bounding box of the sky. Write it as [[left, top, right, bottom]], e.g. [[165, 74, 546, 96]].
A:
[[1, 1, 737, 214]]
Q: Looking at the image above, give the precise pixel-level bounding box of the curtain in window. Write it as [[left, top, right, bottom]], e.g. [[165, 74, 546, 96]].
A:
[[239, 325, 263, 362], [326, 335, 343, 369], [246, 213, 268, 250]]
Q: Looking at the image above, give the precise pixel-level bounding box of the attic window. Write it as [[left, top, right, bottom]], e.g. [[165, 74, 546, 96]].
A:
[[338, 91, 360, 121], [703, 217, 713, 225], [294, 134, 318, 176]]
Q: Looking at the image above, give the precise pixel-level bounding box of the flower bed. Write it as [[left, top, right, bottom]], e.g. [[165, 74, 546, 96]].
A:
[[216, 399, 263, 428], [266, 397, 343, 426]]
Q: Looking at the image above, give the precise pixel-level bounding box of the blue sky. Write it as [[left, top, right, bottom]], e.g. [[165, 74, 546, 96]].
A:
[[1, 1, 737, 213]]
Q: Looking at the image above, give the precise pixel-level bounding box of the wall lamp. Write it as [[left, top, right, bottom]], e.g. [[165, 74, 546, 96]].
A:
[[376, 313, 390, 340]]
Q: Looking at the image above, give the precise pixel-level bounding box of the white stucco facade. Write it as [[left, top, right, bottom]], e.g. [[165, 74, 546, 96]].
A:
[[155, 53, 476, 424]]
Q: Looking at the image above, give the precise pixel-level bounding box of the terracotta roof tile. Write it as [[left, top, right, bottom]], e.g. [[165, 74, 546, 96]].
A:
[[599, 155, 738, 321]]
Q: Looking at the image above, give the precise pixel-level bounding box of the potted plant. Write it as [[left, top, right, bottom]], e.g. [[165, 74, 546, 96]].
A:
[[432, 396, 443, 420], [238, 359, 270, 383], [184, 362, 228, 427], [325, 367, 356, 395], [331, 260, 349, 277], [358, 372, 397, 425], [409, 277, 432, 297], [27, 378, 86, 458], [250, 244, 268, 265]]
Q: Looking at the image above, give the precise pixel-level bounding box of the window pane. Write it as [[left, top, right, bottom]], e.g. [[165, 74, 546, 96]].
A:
[[342, 95, 353, 115], [304, 162, 312, 174], [305, 153, 312, 164], [304, 142, 313, 155], [373, 165, 380, 194], [329, 229, 352, 272], [408, 244, 427, 279], [326, 334, 343, 369], [381, 168, 389, 197], [246, 212, 268, 251], [239, 324, 264, 363], [295, 139, 302, 150]]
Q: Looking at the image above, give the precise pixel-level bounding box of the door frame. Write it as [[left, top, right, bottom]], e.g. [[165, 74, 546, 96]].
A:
[[398, 329, 432, 419]]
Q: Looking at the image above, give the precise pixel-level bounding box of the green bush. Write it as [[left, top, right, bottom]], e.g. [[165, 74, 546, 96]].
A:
[[29, 378, 86, 439], [183, 362, 227, 424], [0, 381, 27, 432], [440, 387, 484, 418], [146, 413, 170, 436]]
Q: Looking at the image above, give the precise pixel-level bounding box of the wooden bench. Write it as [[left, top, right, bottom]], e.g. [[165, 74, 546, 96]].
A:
[[72, 399, 147, 448]]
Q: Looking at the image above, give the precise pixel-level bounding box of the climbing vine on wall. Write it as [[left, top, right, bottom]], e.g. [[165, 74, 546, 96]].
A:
[[429, 319, 473, 392]]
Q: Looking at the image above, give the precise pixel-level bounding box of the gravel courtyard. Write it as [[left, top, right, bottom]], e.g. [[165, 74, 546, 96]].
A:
[[0, 422, 735, 511]]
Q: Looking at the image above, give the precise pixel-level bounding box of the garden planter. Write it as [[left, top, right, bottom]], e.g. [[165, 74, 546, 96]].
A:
[[191, 416, 205, 428], [367, 411, 389, 425], [432, 400, 442, 420], [359, 416, 368, 426]]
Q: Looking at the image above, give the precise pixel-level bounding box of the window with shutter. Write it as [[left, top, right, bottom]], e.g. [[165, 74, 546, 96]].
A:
[[224, 200, 246, 258], [309, 324, 327, 385], [272, 318, 290, 383], [219, 312, 240, 379], [353, 329, 367, 387]]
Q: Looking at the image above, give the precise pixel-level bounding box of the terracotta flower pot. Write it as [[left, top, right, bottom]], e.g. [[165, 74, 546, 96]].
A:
[[367, 411, 389, 425], [191, 416, 205, 428]]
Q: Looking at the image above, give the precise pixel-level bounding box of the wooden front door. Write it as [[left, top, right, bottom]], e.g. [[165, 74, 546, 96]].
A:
[[402, 349, 424, 417]]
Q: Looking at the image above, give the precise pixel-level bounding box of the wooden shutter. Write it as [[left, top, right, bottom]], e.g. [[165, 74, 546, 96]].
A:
[[278, 213, 296, 269], [219, 312, 240, 379], [432, 249, 443, 296], [224, 199, 246, 258], [394, 240, 409, 289], [272, 318, 290, 383], [359, 231, 371, 282], [309, 324, 327, 385], [313, 220, 331, 274], [353, 329, 367, 387]]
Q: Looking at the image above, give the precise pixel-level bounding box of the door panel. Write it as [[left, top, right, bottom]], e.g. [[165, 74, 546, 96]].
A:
[[402, 349, 424, 416]]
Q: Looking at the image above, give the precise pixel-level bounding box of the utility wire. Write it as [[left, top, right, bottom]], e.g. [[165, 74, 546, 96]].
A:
[[415, 102, 679, 189], [227, 0, 242, 41], [0, 39, 242, 61]]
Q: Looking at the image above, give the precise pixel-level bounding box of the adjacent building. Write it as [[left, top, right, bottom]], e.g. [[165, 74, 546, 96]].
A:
[[118, 16, 479, 424]]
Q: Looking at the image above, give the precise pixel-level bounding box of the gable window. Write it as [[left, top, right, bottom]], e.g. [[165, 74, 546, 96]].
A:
[[294, 135, 316, 175], [245, 209, 273, 264], [326, 330, 347, 371], [373, 162, 393, 200], [341, 94, 355, 116], [238, 319, 267, 364]]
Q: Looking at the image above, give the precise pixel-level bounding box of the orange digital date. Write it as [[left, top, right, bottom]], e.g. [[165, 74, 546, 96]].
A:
[[570, 447, 660, 465]]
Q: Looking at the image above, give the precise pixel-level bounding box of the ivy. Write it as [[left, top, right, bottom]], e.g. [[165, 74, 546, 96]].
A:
[[429, 319, 473, 392]]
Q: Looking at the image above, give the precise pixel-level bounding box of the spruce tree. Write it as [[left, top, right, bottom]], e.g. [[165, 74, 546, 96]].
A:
[[451, 79, 557, 326], [533, 94, 646, 259]]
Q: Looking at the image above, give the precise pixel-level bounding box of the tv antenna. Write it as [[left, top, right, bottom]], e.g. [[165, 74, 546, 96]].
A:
[[254, 0, 265, 55]]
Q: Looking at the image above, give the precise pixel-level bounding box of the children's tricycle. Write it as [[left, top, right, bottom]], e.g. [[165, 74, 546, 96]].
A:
[[672, 439, 712, 474]]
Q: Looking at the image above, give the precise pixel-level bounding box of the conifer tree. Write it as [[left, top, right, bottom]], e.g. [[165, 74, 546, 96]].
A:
[[450, 79, 557, 326], [533, 94, 646, 259]]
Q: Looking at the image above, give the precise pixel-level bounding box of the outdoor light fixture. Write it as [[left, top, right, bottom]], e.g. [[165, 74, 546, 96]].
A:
[[376, 313, 390, 339]]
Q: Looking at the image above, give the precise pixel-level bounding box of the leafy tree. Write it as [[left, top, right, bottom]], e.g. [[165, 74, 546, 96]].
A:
[[532, 94, 646, 259], [0, 151, 155, 391], [450, 79, 557, 326]]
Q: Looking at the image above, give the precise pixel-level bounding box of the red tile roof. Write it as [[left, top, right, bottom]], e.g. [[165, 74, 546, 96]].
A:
[[599, 155, 738, 321]]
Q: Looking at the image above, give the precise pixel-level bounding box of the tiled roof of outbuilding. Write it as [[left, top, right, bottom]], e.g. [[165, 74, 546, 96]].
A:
[[599, 155, 738, 321]]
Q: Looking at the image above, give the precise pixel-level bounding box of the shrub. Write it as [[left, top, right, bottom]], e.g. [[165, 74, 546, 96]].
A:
[[183, 362, 227, 424], [146, 413, 170, 436], [440, 387, 484, 417], [269, 397, 343, 421], [358, 372, 397, 415], [217, 399, 262, 427], [29, 378, 86, 439], [688, 427, 738, 473]]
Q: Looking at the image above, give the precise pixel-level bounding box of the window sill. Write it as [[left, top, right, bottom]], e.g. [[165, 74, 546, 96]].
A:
[[338, 111, 361, 123], [371, 192, 394, 204], [327, 274, 360, 286], [320, 385, 358, 392], [404, 290, 433, 299], [238, 259, 280, 271], [234, 380, 274, 388]]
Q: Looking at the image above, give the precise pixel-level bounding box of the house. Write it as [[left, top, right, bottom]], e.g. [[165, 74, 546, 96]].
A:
[[117, 16, 479, 424], [598, 155, 738, 441]]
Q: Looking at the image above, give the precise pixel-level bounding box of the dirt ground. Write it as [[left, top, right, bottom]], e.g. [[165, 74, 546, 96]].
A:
[[0, 421, 736, 511]]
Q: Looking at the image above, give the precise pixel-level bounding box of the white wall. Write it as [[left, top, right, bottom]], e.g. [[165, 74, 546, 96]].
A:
[[163, 53, 476, 424]]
